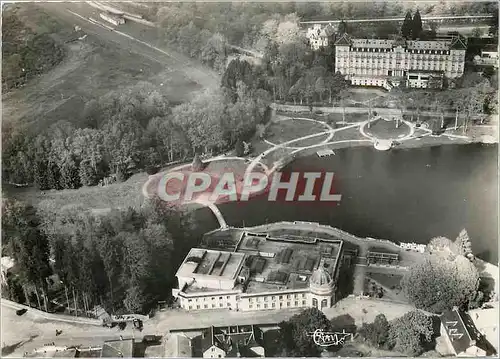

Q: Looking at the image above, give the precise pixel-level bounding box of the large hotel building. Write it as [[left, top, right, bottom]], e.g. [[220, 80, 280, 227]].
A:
[[172, 230, 344, 312], [334, 33, 467, 90]]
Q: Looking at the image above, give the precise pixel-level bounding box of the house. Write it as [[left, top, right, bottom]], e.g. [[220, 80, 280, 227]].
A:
[[474, 45, 499, 68], [101, 339, 135, 358], [306, 24, 335, 51], [468, 305, 499, 354], [200, 325, 265, 358], [440, 307, 495, 357]]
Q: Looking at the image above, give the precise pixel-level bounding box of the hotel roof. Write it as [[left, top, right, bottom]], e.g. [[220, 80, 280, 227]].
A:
[[176, 248, 246, 280], [179, 230, 343, 295], [351, 38, 394, 49]]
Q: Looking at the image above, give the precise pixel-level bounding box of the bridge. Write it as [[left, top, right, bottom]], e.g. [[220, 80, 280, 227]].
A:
[[300, 14, 494, 25], [207, 203, 229, 229]]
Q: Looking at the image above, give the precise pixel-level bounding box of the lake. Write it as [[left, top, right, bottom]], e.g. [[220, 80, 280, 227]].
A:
[[193, 144, 498, 263]]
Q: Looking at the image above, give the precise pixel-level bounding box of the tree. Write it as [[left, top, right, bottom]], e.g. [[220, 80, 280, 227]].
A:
[[192, 153, 204, 171], [278, 308, 332, 357], [337, 20, 348, 35], [401, 11, 413, 38], [412, 10, 423, 40], [426, 236, 458, 255], [315, 77, 327, 102], [455, 229, 473, 259], [234, 138, 245, 156], [402, 255, 480, 313], [387, 311, 435, 356], [359, 314, 390, 348], [471, 27, 483, 38], [2, 199, 52, 310]]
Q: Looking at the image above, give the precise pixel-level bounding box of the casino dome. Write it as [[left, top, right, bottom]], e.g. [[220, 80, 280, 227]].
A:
[[310, 266, 333, 287]]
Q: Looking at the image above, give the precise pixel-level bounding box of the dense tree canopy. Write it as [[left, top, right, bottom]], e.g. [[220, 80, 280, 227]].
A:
[[402, 254, 480, 313], [277, 308, 333, 357], [387, 311, 436, 356]]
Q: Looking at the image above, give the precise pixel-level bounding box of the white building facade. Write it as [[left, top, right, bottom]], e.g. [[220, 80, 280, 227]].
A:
[[172, 238, 343, 313], [334, 34, 467, 90]]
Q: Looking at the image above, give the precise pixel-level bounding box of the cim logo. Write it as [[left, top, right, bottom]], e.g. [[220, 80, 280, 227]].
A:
[[143, 168, 342, 207]]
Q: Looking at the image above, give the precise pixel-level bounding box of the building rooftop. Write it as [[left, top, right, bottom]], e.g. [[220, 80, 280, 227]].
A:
[[439, 307, 493, 356], [100, 339, 134, 358], [200, 325, 264, 356], [178, 231, 343, 295], [176, 248, 246, 280], [351, 38, 394, 49]]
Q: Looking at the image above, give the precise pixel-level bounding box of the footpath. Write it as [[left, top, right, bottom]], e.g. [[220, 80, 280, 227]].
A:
[[1, 298, 101, 326]]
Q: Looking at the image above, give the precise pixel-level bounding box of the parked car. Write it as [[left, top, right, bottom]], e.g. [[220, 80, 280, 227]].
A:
[[16, 308, 28, 316]]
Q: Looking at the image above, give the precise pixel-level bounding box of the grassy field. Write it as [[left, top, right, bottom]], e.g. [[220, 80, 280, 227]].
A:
[[2, 3, 200, 134], [364, 118, 412, 140], [266, 118, 330, 147]]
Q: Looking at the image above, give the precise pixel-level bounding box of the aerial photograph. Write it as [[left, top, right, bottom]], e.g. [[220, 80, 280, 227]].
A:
[[1, 1, 498, 358]]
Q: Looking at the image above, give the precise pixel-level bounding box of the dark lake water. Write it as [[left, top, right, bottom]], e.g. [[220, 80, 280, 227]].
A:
[[193, 144, 498, 264]]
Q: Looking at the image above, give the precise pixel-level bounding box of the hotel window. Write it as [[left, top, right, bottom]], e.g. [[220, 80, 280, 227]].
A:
[[227, 303, 231, 307], [295, 301, 298, 306], [204, 304, 208, 309], [197, 305, 200, 309], [287, 302, 291, 307], [264, 304, 268, 309], [227, 296, 230, 299], [294, 294, 298, 299], [212, 304, 215, 308], [264, 296, 268, 302], [279, 295, 283, 300], [286, 294, 291, 299], [219, 297, 222, 300], [204, 298, 207, 301], [249, 304, 253, 309], [212, 297, 215, 301], [302, 300, 306, 306], [272, 303, 276, 308], [189, 306, 192, 310], [272, 296, 276, 301], [188, 299, 192, 302], [220, 303, 223, 307], [249, 298, 253, 303], [257, 304, 261, 308]]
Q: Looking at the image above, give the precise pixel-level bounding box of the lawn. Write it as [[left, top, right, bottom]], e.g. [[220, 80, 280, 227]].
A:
[[364, 118, 412, 140], [2, 3, 201, 134], [366, 272, 403, 291], [345, 88, 387, 104], [266, 118, 330, 147]]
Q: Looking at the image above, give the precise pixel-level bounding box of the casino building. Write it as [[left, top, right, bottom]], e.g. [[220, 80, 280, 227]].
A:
[[334, 33, 467, 90], [172, 231, 343, 312]]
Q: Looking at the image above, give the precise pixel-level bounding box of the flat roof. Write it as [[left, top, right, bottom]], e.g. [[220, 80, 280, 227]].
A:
[[179, 230, 343, 295], [176, 248, 246, 280]]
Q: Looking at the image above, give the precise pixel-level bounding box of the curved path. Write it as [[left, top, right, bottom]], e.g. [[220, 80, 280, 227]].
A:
[[145, 114, 471, 229], [263, 117, 334, 150]]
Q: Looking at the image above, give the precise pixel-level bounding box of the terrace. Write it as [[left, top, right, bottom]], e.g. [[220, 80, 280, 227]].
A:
[[237, 232, 342, 294]]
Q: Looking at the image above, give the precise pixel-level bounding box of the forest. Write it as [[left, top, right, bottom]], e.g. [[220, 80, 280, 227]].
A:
[[1, 197, 202, 315]]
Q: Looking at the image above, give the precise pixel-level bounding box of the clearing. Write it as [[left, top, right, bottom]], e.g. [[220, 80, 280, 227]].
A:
[[2, 3, 209, 134]]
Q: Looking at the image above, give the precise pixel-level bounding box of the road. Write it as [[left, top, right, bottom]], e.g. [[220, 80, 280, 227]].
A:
[[1, 304, 140, 357], [300, 14, 493, 24], [38, 2, 219, 90]]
